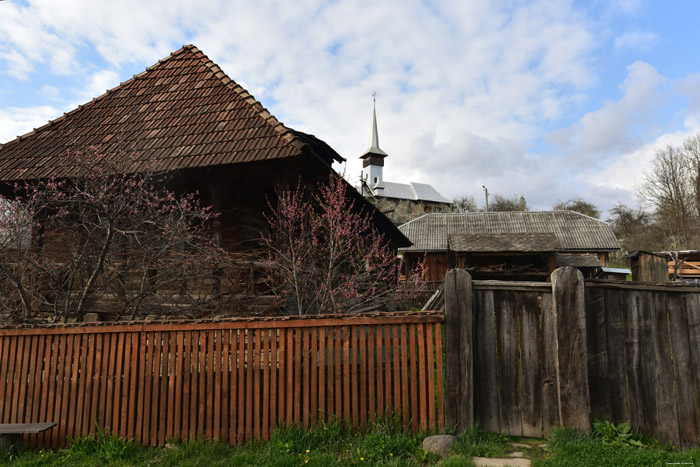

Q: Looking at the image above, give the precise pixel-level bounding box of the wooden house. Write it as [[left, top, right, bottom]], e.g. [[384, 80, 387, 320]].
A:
[[0, 45, 408, 254], [399, 211, 620, 281]]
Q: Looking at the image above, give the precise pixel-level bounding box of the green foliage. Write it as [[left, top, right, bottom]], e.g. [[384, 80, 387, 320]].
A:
[[591, 419, 646, 448], [452, 424, 509, 457]]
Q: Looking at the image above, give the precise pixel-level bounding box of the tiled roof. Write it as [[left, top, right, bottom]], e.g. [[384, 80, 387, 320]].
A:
[[448, 232, 560, 252], [0, 45, 343, 181], [399, 211, 620, 252], [371, 181, 450, 203]]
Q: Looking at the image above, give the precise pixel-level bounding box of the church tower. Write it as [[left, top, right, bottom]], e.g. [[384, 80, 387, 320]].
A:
[[360, 94, 388, 188]]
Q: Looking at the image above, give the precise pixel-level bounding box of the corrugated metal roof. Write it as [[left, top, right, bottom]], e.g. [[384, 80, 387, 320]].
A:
[[399, 211, 620, 252], [0, 45, 343, 181], [372, 181, 449, 203], [449, 232, 560, 252]]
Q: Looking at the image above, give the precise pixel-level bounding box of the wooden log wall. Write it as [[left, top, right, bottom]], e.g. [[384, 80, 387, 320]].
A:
[[0, 313, 444, 449]]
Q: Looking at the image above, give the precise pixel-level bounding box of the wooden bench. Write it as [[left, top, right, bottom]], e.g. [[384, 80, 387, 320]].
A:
[[0, 423, 57, 450]]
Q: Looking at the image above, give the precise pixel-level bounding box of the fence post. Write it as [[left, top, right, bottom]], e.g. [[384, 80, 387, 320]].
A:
[[444, 268, 473, 433], [551, 266, 591, 430]]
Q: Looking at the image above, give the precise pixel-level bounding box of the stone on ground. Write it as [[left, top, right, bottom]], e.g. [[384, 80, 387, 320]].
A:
[[472, 457, 531, 467], [422, 434, 456, 457]]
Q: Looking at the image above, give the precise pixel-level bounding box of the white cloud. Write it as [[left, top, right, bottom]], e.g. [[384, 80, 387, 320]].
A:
[[0, 106, 62, 143], [614, 30, 659, 50]]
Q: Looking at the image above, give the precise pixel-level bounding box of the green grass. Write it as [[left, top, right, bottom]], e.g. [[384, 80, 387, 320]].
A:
[[5, 422, 700, 467]]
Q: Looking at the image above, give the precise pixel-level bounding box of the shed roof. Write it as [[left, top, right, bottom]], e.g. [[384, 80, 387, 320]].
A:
[[399, 211, 620, 252], [0, 45, 343, 181], [448, 233, 560, 253], [555, 253, 602, 268]]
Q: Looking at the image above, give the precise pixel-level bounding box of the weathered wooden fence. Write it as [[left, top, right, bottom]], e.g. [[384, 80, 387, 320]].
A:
[[0, 312, 444, 448], [445, 267, 700, 448]]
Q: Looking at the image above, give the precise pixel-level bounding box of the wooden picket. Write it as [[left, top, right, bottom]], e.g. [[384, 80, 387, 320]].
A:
[[0, 312, 444, 448]]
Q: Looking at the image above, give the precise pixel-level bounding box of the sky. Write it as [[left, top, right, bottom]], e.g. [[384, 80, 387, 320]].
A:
[[2, 0, 700, 217]]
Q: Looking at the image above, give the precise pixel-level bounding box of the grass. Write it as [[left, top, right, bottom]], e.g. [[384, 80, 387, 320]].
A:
[[4, 421, 700, 466]]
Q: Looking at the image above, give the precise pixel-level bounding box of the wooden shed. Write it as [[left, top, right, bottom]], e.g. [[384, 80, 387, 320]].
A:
[[399, 211, 620, 282], [627, 250, 669, 283]]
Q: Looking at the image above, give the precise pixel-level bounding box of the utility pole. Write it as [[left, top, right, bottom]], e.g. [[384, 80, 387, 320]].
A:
[[482, 185, 489, 212]]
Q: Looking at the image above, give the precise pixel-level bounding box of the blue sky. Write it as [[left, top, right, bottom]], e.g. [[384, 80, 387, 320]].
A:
[[2, 0, 700, 216]]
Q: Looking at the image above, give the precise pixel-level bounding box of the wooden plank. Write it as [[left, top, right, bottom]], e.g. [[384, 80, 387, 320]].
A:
[[285, 328, 293, 426], [253, 329, 261, 439], [295, 328, 302, 425], [276, 328, 285, 431], [352, 326, 359, 428], [156, 332, 168, 442], [168, 332, 178, 441], [685, 293, 700, 446], [221, 330, 229, 443], [0, 337, 12, 423], [584, 286, 611, 423], [603, 288, 630, 424], [400, 324, 409, 427], [497, 290, 523, 436], [182, 331, 192, 441], [199, 331, 208, 439], [24, 336, 40, 427], [376, 325, 384, 419], [10, 335, 26, 424], [119, 333, 132, 438], [417, 323, 428, 431], [334, 327, 341, 420], [540, 291, 558, 435], [40, 336, 56, 447], [426, 323, 436, 430], [30, 336, 46, 441], [444, 268, 473, 432], [4, 336, 18, 423], [343, 326, 351, 422], [104, 333, 117, 436], [384, 325, 392, 416], [136, 332, 147, 442], [127, 333, 139, 439], [55, 334, 71, 447], [228, 329, 239, 444], [622, 290, 645, 432], [174, 331, 184, 441], [112, 333, 125, 438], [66, 334, 82, 440], [0, 313, 446, 338], [393, 324, 401, 424], [434, 323, 445, 430], [474, 290, 499, 433], [150, 332, 162, 446], [310, 327, 318, 427], [238, 329, 246, 442], [651, 292, 680, 447], [409, 324, 418, 432], [367, 325, 375, 422], [303, 328, 310, 429], [214, 330, 222, 440], [551, 267, 590, 431], [359, 326, 367, 426], [668, 293, 699, 448], [206, 330, 214, 439], [317, 327, 325, 423], [262, 329, 270, 439], [637, 291, 658, 436], [519, 291, 543, 438], [246, 329, 254, 440]]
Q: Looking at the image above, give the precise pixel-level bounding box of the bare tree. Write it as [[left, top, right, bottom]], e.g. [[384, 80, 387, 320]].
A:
[[261, 174, 425, 315], [0, 148, 234, 323], [452, 195, 477, 213], [489, 194, 528, 212], [640, 144, 696, 247], [553, 197, 601, 218]]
